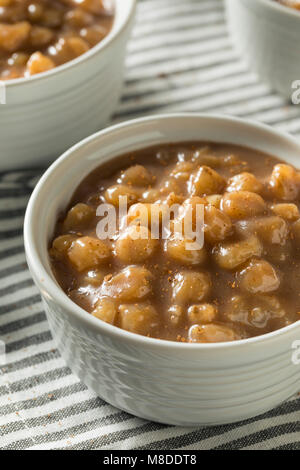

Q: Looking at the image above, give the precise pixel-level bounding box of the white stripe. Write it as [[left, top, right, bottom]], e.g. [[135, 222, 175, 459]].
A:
[[0, 197, 29, 210], [0, 369, 79, 408], [137, 0, 221, 20], [244, 431, 300, 450], [128, 24, 227, 54], [102, 425, 190, 450], [2, 321, 48, 344], [133, 11, 224, 38], [125, 49, 239, 81], [2, 356, 66, 385], [0, 285, 39, 306], [123, 61, 247, 97], [0, 216, 24, 231], [4, 339, 55, 364], [127, 36, 231, 68], [179, 399, 299, 450], [0, 269, 32, 292], [0, 253, 26, 271], [0, 236, 23, 252], [0, 300, 42, 327], [0, 389, 109, 426], [28, 418, 144, 450], [1, 406, 125, 449], [118, 73, 260, 114]]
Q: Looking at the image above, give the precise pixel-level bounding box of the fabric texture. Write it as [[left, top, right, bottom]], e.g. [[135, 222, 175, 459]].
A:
[[1, 0, 300, 450]]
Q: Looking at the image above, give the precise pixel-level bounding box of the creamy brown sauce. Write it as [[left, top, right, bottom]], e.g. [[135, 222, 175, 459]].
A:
[[49, 142, 300, 343]]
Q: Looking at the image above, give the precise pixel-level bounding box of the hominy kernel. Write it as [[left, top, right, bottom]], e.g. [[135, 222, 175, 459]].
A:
[[172, 271, 211, 305], [119, 302, 160, 335], [214, 235, 263, 270], [221, 191, 266, 219], [92, 297, 117, 324], [68, 236, 110, 271], [269, 164, 300, 201], [188, 324, 237, 343], [188, 166, 225, 196], [239, 259, 280, 294]]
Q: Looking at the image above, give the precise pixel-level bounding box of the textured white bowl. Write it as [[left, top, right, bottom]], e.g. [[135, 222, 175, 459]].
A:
[[24, 114, 300, 426], [226, 0, 300, 99], [0, 0, 136, 171]]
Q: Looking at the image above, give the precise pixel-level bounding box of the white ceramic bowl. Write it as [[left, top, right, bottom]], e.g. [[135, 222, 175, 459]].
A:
[[0, 0, 136, 171], [226, 0, 300, 99], [24, 114, 300, 426]]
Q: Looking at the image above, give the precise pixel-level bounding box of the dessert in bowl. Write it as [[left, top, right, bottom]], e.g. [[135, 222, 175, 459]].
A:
[[0, 0, 136, 170], [0, 0, 114, 80], [24, 114, 300, 426]]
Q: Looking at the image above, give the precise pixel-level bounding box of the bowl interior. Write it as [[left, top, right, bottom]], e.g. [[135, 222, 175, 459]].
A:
[[24, 113, 300, 348], [4, 0, 136, 87]]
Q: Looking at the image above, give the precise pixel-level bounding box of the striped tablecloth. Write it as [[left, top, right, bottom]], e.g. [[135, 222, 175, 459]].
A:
[[1, 0, 300, 451]]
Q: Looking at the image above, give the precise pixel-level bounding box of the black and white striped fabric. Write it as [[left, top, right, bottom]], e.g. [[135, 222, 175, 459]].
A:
[[1, 0, 300, 450]]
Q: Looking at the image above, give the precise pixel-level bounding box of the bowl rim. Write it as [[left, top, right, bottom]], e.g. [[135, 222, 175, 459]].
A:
[[24, 112, 300, 351], [256, 0, 300, 18], [1, 0, 136, 88]]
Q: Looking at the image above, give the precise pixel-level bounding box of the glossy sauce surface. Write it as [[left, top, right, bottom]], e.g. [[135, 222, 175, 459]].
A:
[[50, 142, 300, 343], [0, 0, 114, 79]]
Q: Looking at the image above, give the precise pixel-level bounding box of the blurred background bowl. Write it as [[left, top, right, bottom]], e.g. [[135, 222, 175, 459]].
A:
[[226, 0, 300, 100], [0, 0, 136, 171]]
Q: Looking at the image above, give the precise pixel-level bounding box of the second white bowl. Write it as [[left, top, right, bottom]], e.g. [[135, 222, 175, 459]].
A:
[[0, 0, 136, 171], [226, 0, 300, 100]]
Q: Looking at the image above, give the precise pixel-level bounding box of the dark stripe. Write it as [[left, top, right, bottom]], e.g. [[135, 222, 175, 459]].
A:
[[137, 398, 300, 450], [2, 411, 131, 450], [5, 329, 51, 354], [119, 75, 252, 119], [0, 166, 43, 180], [0, 228, 23, 240], [0, 294, 41, 315], [127, 27, 227, 55], [0, 263, 28, 280], [0, 209, 25, 219], [0, 278, 33, 298], [16, 171, 42, 185], [133, 15, 224, 40], [137, 3, 223, 24], [127, 35, 229, 69], [214, 421, 300, 450], [0, 310, 45, 336], [0, 187, 32, 197], [122, 45, 237, 102], [123, 54, 239, 85], [0, 396, 106, 437], [2, 348, 60, 374], [0, 382, 89, 417], [65, 422, 169, 450], [275, 442, 300, 450], [0, 366, 71, 396], [115, 80, 267, 119]]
